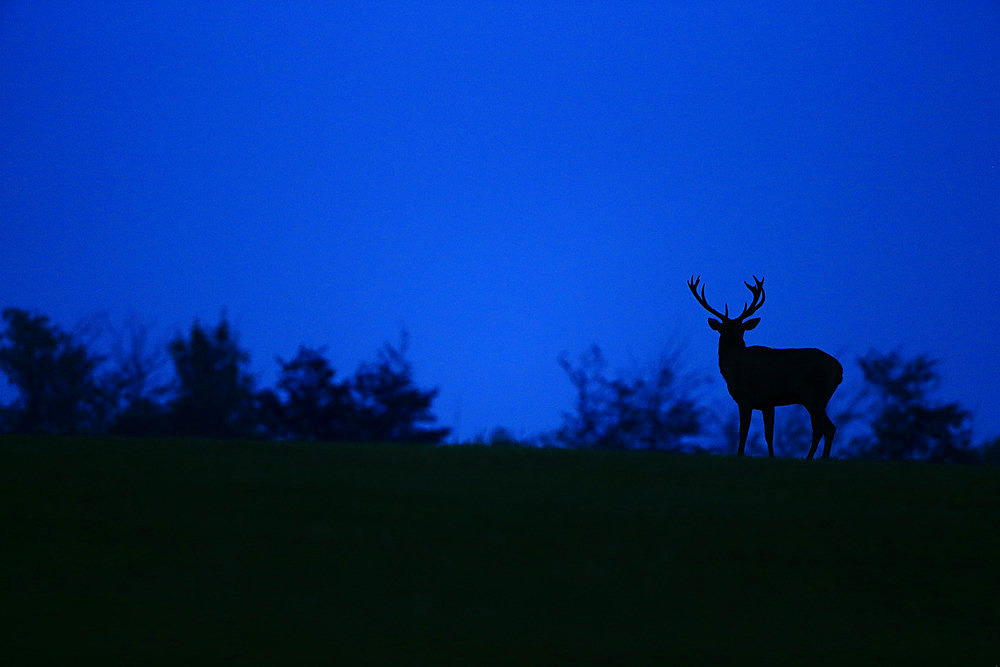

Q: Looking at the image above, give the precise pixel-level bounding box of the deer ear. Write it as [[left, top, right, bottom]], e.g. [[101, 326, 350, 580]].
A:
[[708, 318, 722, 331], [743, 317, 760, 330]]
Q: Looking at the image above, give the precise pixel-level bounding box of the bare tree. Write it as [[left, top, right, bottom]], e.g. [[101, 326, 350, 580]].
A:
[[105, 313, 171, 434]]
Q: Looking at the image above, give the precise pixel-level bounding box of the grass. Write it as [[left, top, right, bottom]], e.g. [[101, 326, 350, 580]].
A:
[[1, 436, 997, 664]]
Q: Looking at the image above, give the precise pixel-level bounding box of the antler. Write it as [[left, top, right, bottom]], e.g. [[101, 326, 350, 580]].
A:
[[688, 275, 766, 322], [734, 276, 765, 321], [688, 275, 728, 320]]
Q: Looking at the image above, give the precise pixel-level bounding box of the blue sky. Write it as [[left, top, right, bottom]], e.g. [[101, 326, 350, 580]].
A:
[[2, 2, 998, 444]]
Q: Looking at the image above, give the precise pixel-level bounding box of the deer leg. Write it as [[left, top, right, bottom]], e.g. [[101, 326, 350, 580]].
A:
[[762, 406, 775, 457], [822, 413, 836, 459], [807, 412, 822, 460], [737, 404, 751, 456]]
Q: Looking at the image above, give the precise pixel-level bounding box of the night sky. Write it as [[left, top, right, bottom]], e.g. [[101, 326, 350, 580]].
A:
[[2, 2, 998, 443]]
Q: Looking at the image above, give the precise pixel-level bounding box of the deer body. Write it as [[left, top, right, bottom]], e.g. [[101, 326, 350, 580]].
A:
[[690, 276, 842, 459], [718, 344, 842, 410]]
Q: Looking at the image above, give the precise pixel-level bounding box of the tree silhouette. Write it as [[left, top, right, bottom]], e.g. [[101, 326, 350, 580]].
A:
[[0, 308, 107, 434], [167, 315, 256, 438], [276, 346, 353, 441], [556, 345, 608, 448], [850, 350, 974, 462], [349, 332, 450, 444], [556, 345, 702, 450]]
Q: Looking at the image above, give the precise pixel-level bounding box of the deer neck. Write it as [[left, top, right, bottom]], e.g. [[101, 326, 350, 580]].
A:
[[717, 337, 747, 380]]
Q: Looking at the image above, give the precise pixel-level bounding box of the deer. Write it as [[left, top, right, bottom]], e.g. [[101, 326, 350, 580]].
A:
[[688, 275, 842, 459]]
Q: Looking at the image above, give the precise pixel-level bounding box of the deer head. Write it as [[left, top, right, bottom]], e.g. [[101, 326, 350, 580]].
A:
[[687, 275, 766, 347]]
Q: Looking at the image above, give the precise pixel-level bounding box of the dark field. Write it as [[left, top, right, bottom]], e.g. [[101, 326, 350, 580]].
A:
[[1, 436, 997, 664]]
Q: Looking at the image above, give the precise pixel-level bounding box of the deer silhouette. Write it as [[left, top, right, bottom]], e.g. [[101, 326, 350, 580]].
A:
[[688, 276, 842, 459]]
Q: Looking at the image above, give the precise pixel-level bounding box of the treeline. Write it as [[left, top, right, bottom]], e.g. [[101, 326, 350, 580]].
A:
[[547, 343, 999, 463], [0, 308, 448, 443], [2, 306, 998, 463]]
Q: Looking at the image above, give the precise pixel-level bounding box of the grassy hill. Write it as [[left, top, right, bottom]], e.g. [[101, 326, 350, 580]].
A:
[[1, 436, 997, 664]]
